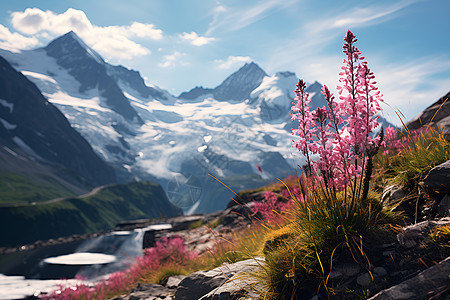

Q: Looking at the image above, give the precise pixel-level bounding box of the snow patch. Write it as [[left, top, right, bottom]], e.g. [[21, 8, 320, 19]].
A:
[[47, 91, 109, 112], [12, 136, 40, 159], [197, 145, 207, 152], [22, 71, 57, 84], [0, 99, 13, 113], [0, 118, 16, 130]]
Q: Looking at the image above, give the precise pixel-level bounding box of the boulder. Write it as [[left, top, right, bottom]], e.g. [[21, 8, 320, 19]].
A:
[[423, 160, 450, 194], [382, 185, 405, 206], [174, 258, 263, 300], [166, 275, 186, 289], [397, 217, 450, 248], [199, 271, 261, 300], [368, 256, 450, 300]]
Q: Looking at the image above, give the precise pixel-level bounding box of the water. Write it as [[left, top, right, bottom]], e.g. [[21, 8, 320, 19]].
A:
[[0, 224, 172, 299]]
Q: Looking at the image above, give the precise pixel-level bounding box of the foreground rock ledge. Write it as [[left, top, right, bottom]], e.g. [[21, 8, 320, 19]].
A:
[[368, 256, 450, 300], [175, 258, 263, 300]]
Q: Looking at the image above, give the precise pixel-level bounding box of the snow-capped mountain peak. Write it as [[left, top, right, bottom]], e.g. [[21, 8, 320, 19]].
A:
[[214, 62, 267, 101], [179, 62, 267, 102], [46, 31, 104, 65]]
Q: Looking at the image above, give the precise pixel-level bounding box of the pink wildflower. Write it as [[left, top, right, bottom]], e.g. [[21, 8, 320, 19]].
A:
[[292, 30, 384, 200]]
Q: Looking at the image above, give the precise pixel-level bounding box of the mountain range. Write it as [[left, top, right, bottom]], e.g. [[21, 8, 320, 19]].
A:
[[0, 31, 396, 213]]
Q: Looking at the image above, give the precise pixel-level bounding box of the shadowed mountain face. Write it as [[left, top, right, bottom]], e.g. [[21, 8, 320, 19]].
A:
[[106, 64, 168, 101], [0, 55, 116, 187], [45, 31, 143, 124]]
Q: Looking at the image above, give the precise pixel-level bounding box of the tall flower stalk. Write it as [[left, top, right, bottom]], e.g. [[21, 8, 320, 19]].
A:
[[291, 30, 384, 215]]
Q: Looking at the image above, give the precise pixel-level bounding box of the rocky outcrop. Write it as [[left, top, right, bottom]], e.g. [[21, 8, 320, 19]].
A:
[[175, 258, 262, 300], [407, 91, 450, 136]]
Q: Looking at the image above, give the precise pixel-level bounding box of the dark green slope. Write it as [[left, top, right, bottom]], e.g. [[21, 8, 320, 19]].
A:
[[0, 181, 182, 247]]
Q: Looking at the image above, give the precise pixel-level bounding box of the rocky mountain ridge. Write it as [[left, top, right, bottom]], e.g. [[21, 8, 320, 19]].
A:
[[179, 62, 268, 101], [0, 55, 115, 193]]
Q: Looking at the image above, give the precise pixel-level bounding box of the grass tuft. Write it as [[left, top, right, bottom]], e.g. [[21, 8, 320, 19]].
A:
[[375, 127, 450, 192], [258, 187, 401, 299]]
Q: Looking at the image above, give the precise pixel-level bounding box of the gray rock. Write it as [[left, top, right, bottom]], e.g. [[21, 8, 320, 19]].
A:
[[374, 267, 387, 277], [423, 160, 450, 194], [382, 185, 405, 205], [199, 271, 261, 300], [438, 194, 450, 217], [407, 91, 450, 135], [166, 275, 186, 289], [398, 217, 450, 248], [368, 256, 450, 300], [328, 270, 343, 279], [357, 272, 372, 287], [117, 283, 174, 300], [336, 263, 361, 277], [174, 258, 263, 300]]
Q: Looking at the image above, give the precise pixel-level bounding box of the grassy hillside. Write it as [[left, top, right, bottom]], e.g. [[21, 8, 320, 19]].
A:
[[0, 181, 182, 247], [0, 172, 75, 205]]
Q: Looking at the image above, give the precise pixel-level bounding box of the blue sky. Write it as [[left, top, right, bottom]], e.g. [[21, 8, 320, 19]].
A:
[[0, 0, 449, 121]]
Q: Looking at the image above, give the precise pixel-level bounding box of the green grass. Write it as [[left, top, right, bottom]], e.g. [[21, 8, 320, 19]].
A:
[[0, 181, 182, 247], [374, 127, 450, 192], [257, 186, 401, 299], [0, 172, 74, 204]]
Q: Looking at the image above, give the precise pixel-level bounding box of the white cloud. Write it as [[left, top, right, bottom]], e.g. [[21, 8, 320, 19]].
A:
[[206, 0, 297, 35], [88, 31, 150, 60], [266, 1, 420, 90], [11, 8, 93, 36], [300, 0, 417, 50], [127, 22, 163, 39], [0, 24, 39, 50], [158, 52, 187, 68], [9, 8, 163, 60], [214, 56, 252, 69], [374, 57, 450, 122], [179, 32, 215, 46]]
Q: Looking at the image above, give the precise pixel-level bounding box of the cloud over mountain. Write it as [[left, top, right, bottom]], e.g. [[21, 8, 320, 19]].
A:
[[7, 8, 162, 60]]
